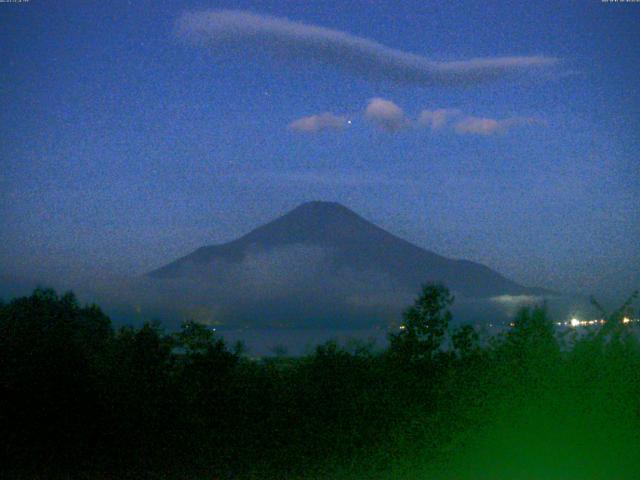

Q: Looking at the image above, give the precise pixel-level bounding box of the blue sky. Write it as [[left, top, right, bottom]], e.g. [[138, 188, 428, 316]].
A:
[[1, 0, 638, 300]]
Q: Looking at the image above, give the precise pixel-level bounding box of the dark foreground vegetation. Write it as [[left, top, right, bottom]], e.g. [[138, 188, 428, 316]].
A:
[[1, 286, 639, 479]]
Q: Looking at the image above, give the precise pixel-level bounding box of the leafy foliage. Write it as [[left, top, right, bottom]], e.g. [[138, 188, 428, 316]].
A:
[[388, 283, 454, 363], [1, 286, 639, 479]]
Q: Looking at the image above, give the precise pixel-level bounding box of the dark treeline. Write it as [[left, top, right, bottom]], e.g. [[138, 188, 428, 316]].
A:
[[1, 285, 639, 479]]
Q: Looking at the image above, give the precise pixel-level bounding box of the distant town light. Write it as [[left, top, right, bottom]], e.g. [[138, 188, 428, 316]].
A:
[[570, 318, 580, 328], [623, 317, 631, 324]]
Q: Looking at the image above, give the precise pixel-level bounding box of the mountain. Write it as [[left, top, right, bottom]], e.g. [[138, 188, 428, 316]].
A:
[[146, 201, 548, 326]]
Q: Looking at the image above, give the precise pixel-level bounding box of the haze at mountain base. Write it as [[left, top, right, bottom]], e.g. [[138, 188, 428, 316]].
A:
[[143, 201, 554, 328]]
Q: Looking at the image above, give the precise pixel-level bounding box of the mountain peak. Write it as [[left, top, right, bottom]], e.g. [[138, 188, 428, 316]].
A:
[[296, 200, 344, 208], [237, 200, 373, 247], [289, 201, 358, 217]]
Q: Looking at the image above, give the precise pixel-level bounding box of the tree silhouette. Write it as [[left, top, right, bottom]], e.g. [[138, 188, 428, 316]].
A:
[[2, 286, 639, 478], [389, 283, 454, 363], [452, 324, 480, 358]]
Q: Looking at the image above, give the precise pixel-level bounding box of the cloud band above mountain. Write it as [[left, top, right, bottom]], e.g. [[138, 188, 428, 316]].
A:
[[290, 98, 543, 135], [176, 10, 558, 86]]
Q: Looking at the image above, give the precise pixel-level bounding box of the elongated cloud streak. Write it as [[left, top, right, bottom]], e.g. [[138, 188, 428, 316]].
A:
[[176, 10, 558, 86]]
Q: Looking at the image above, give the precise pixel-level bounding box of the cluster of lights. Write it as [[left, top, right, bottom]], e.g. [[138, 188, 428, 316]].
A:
[[563, 318, 607, 328], [400, 318, 638, 331], [504, 317, 638, 329], [558, 317, 638, 328]]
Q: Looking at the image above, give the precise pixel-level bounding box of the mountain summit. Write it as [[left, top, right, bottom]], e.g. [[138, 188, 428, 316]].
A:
[[147, 201, 546, 326]]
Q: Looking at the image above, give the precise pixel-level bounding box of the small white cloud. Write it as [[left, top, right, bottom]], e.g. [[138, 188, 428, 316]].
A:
[[364, 98, 408, 132], [454, 115, 542, 136], [417, 108, 462, 130], [288, 112, 348, 133]]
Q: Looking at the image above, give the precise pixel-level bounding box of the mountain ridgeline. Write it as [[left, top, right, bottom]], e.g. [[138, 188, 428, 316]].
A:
[[146, 202, 548, 327]]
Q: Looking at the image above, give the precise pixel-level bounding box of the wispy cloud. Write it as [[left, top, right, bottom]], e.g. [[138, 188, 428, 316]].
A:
[[453, 116, 543, 136], [364, 98, 409, 132], [288, 112, 349, 133], [176, 10, 558, 87], [417, 108, 462, 130], [454, 116, 503, 135], [490, 294, 544, 315]]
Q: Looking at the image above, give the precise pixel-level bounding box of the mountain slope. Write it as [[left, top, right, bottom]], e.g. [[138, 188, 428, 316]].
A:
[[148, 201, 543, 301]]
